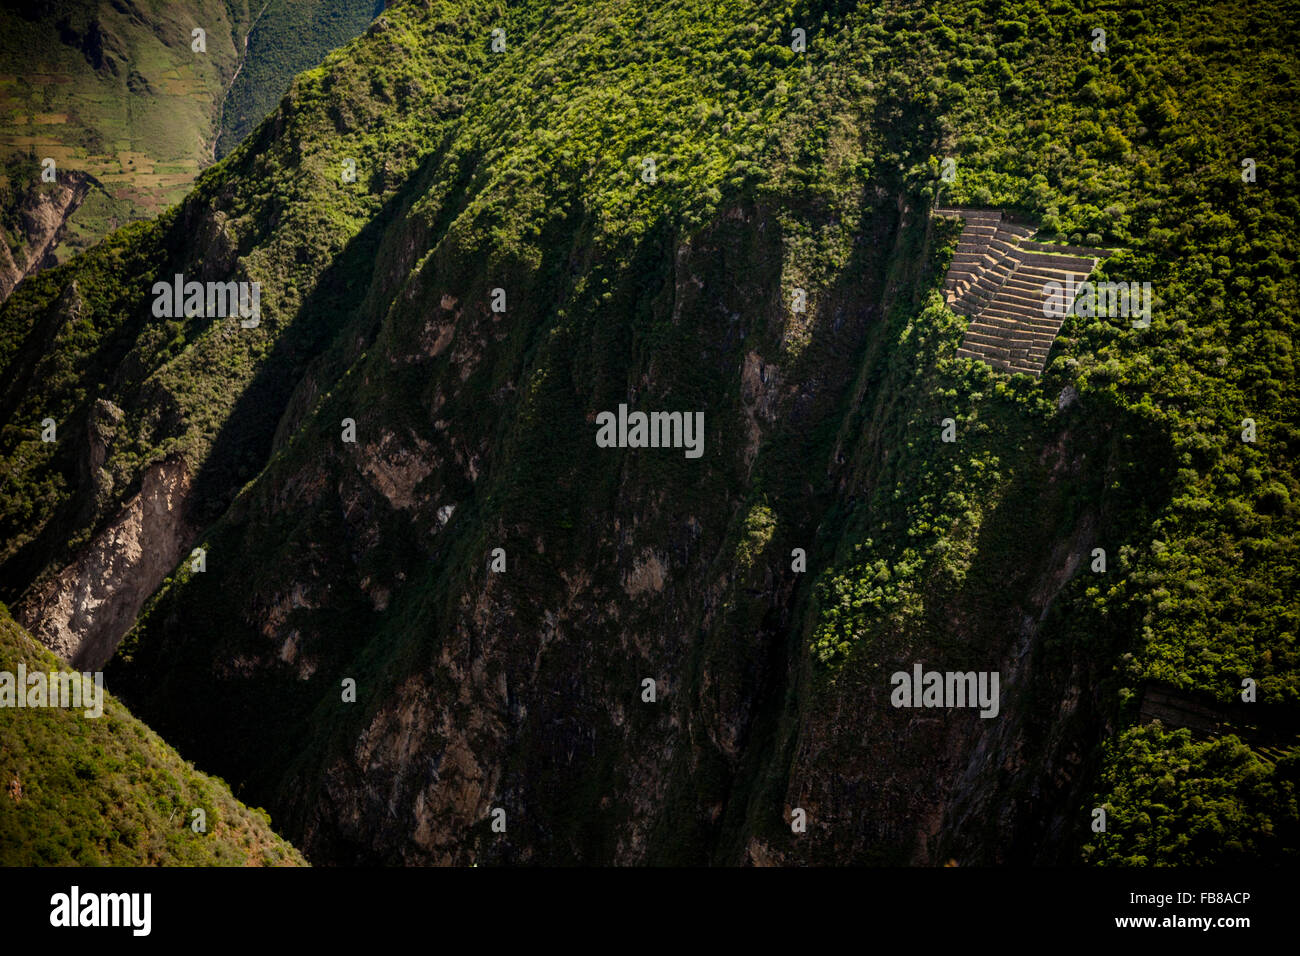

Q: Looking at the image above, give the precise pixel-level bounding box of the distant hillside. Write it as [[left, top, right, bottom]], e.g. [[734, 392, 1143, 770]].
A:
[[0, 605, 305, 865], [216, 0, 384, 159], [0, 0, 376, 300]]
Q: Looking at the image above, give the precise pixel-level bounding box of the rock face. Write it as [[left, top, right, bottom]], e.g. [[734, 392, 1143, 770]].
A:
[[97, 195, 1114, 868], [0, 172, 92, 304], [17, 456, 193, 671]]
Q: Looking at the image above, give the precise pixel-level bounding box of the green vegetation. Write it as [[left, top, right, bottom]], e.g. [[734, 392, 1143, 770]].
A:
[[735, 502, 778, 573], [926, 1, 1300, 708], [0, 0, 1294, 864], [0, 605, 305, 865], [0, 152, 40, 260], [1082, 725, 1299, 865], [216, 0, 381, 158]]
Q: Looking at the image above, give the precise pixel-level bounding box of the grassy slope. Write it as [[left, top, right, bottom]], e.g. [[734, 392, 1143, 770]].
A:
[[0, 605, 305, 865], [0, 0, 1295, 863]]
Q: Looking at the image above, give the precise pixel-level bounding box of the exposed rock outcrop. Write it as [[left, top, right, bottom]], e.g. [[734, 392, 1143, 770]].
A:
[[17, 456, 193, 670], [0, 172, 93, 304]]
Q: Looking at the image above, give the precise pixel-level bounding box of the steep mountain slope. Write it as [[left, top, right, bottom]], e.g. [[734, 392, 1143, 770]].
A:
[[0, 158, 91, 300], [0, 0, 378, 298], [215, 0, 386, 159], [0, 0, 1296, 865], [0, 605, 304, 865]]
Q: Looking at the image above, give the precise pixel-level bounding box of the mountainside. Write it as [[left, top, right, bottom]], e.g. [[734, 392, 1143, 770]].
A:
[[0, 0, 378, 299], [215, 0, 386, 159], [0, 605, 304, 865], [1, 0, 1297, 866], [0, 158, 91, 300]]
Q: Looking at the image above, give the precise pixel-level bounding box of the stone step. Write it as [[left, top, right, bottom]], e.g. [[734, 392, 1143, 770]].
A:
[[1014, 266, 1094, 285], [969, 315, 1058, 337], [963, 342, 1012, 361], [961, 293, 1000, 313], [966, 331, 1052, 354], [962, 278, 1011, 305], [1018, 252, 1097, 272], [979, 319, 1061, 340], [985, 290, 1048, 312], [979, 264, 1016, 286], [1021, 239, 1112, 259], [937, 206, 1002, 222], [969, 261, 1013, 282], [958, 296, 998, 317], [960, 265, 998, 285], [977, 312, 1063, 334], [1007, 364, 1044, 378], [983, 290, 1057, 310], [939, 207, 1117, 378], [978, 316, 1059, 335], [961, 278, 1006, 302], [963, 327, 1038, 349], [990, 281, 1044, 300], [1001, 276, 1053, 296]]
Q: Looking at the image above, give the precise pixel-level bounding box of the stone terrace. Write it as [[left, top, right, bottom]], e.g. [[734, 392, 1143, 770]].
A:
[[935, 206, 1112, 377]]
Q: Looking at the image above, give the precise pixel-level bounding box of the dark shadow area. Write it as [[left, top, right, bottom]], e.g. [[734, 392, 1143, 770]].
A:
[[932, 389, 1182, 864]]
